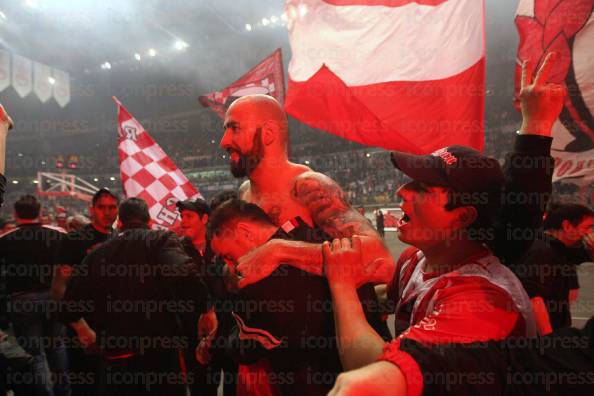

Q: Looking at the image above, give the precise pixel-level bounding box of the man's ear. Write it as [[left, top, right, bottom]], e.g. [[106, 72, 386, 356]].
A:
[[454, 206, 477, 229], [261, 120, 279, 146], [236, 221, 253, 241]]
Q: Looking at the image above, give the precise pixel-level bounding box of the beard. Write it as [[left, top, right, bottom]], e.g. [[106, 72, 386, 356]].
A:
[[229, 128, 264, 178]]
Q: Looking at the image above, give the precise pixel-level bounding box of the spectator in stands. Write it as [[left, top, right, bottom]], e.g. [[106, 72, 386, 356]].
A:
[[375, 210, 385, 238], [0, 195, 69, 396], [512, 203, 594, 334]]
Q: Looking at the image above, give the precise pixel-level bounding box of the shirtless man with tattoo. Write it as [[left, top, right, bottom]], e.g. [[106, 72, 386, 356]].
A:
[[219, 94, 393, 290]]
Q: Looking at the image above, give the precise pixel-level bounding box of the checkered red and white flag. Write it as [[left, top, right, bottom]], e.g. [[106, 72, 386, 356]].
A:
[[113, 97, 201, 230]]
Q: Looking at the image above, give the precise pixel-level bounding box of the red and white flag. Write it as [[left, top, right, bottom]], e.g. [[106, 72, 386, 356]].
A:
[[199, 48, 285, 119], [284, 0, 485, 153], [515, 0, 594, 184], [0, 50, 10, 92], [12, 54, 33, 98], [114, 97, 201, 230]]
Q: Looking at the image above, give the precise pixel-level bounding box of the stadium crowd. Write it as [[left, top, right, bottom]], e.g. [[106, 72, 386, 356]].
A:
[[0, 53, 593, 396]]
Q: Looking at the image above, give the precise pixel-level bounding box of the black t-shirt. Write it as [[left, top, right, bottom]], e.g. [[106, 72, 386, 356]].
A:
[[512, 233, 582, 330], [55, 223, 113, 267], [0, 224, 65, 294]]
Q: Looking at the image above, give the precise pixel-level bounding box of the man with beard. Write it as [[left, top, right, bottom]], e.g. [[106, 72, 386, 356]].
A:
[[219, 94, 392, 348]]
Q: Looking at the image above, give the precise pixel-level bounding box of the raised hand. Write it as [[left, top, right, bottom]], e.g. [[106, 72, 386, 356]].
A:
[[0, 104, 13, 133], [323, 235, 394, 289], [519, 52, 566, 136]]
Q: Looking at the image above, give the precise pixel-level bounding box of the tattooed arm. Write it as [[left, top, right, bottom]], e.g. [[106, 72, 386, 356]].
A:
[[291, 172, 380, 238], [235, 172, 394, 288]]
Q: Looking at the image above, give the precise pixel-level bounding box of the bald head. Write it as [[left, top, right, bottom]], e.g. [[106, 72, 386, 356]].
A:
[[226, 94, 289, 144]]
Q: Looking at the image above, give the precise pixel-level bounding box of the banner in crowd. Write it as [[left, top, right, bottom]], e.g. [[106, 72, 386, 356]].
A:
[[12, 54, 33, 98], [0, 49, 10, 92], [33, 62, 53, 103], [515, 0, 594, 184], [284, 0, 485, 154], [114, 97, 202, 230], [0, 50, 70, 106], [52, 68, 71, 108], [199, 48, 285, 118]]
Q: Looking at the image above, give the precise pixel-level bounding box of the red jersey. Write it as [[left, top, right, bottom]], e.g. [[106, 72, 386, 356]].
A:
[[387, 247, 536, 344]]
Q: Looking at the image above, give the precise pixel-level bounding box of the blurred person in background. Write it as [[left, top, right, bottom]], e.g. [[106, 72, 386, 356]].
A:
[[512, 203, 594, 335], [0, 195, 69, 396], [176, 197, 223, 396]]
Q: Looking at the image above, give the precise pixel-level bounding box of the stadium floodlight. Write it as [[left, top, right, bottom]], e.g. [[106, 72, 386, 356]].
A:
[[245, 23, 252, 31], [134, 53, 141, 61], [48, 77, 56, 85], [174, 40, 189, 51], [262, 18, 270, 26], [270, 16, 278, 24], [101, 62, 111, 70], [148, 48, 157, 57]]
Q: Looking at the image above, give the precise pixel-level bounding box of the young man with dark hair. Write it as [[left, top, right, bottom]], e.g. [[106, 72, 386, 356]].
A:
[[513, 203, 594, 334], [51, 187, 119, 396], [0, 195, 70, 396], [61, 197, 208, 396], [208, 198, 343, 395], [52, 188, 119, 300], [174, 197, 226, 396]]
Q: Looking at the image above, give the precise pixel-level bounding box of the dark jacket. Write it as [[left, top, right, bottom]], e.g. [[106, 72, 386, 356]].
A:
[[62, 227, 208, 356], [512, 232, 591, 330], [228, 229, 343, 396], [0, 223, 65, 294], [491, 134, 554, 265]]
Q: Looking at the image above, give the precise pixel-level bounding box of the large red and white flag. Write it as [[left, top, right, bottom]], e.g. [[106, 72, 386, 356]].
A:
[[515, 0, 594, 185], [199, 48, 285, 119], [285, 0, 485, 153], [114, 97, 201, 230]]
